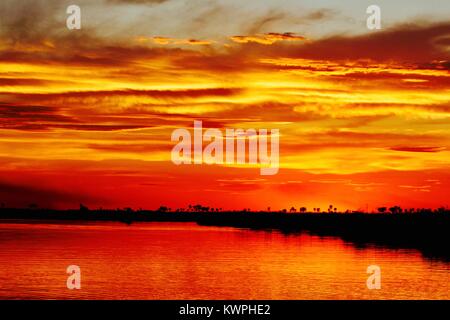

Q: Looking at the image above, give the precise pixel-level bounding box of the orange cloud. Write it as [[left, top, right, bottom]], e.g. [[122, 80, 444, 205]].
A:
[[230, 32, 307, 45], [151, 36, 214, 46]]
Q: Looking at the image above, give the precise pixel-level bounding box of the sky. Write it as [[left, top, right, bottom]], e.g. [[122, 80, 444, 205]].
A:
[[0, 0, 449, 211]]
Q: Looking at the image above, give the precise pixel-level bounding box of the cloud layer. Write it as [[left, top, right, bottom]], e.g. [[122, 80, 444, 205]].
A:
[[0, 1, 449, 209]]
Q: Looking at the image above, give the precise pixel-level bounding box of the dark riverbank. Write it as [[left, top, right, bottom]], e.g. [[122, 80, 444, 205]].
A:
[[1, 208, 449, 261], [197, 211, 450, 261]]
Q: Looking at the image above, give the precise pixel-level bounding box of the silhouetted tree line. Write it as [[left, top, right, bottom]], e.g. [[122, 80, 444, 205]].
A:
[[0, 202, 448, 260], [0, 202, 448, 215]]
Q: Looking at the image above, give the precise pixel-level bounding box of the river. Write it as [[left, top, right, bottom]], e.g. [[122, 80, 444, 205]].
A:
[[0, 221, 448, 299]]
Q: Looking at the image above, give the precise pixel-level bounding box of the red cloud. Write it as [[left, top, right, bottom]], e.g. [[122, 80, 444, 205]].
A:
[[389, 146, 447, 153]]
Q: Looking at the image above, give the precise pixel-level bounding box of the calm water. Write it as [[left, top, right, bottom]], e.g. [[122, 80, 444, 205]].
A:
[[0, 221, 448, 299]]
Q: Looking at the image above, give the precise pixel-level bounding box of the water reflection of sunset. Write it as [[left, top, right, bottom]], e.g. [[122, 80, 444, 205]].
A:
[[0, 222, 448, 299]]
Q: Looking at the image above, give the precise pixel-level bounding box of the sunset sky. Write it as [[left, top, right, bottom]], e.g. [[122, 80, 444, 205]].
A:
[[0, 0, 449, 211]]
